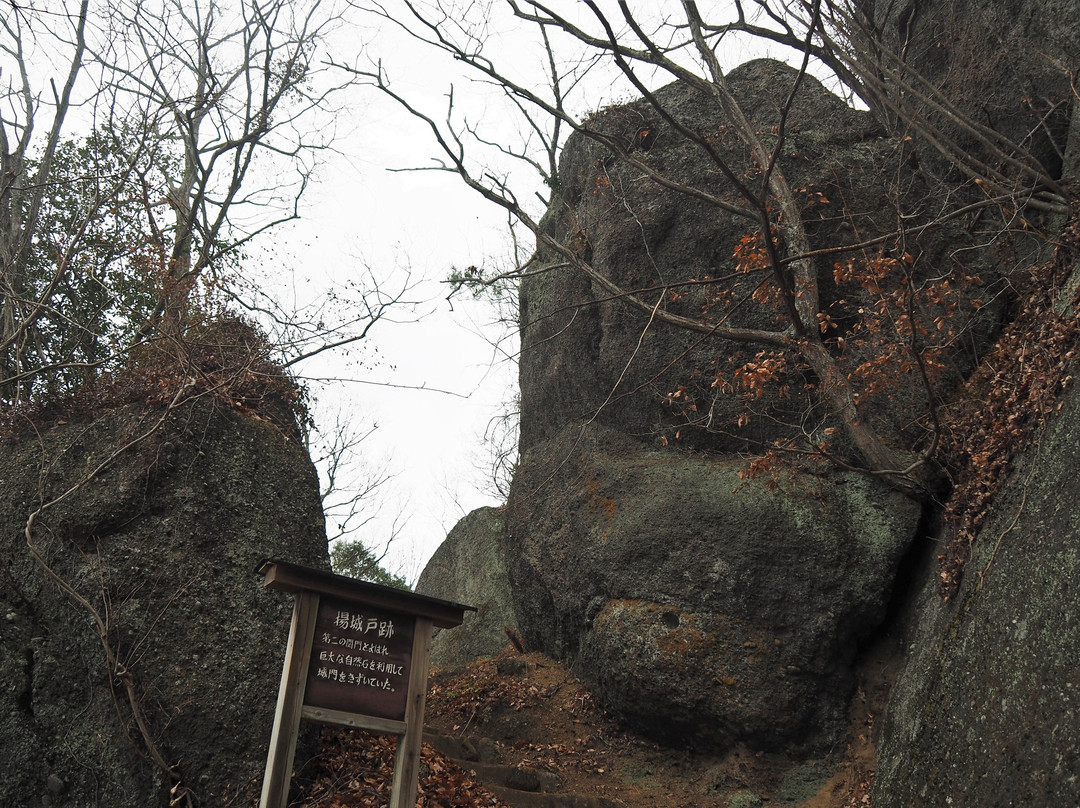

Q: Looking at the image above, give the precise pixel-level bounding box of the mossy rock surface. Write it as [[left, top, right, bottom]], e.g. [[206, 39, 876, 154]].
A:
[[0, 399, 328, 807], [417, 506, 517, 666], [874, 375, 1080, 807], [506, 422, 920, 752], [520, 59, 1005, 460]]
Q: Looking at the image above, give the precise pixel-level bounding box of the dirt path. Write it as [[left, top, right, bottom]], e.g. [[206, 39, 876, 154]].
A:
[[298, 637, 897, 808]]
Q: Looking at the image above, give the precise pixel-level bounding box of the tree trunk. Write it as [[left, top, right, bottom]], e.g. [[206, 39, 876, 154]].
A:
[[800, 338, 925, 496]]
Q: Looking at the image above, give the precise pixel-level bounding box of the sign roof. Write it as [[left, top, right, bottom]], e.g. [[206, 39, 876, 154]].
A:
[[256, 559, 475, 629]]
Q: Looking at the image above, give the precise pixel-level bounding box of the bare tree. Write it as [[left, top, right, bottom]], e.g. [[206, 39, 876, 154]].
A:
[[0, 0, 92, 403], [710, 1, 1068, 211], [0, 0, 369, 404], [100, 0, 354, 327], [308, 404, 411, 584]]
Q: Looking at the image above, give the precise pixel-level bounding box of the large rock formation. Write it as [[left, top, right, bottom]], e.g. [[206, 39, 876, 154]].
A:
[[415, 506, 518, 666], [873, 361, 1080, 806], [506, 422, 920, 752], [520, 59, 1006, 459], [845, 4, 1080, 803], [503, 59, 980, 753], [0, 396, 328, 807], [425, 6, 1080, 783]]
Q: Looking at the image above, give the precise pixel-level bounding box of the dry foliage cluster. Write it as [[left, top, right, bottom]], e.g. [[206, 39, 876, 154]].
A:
[[300, 730, 510, 808], [513, 738, 606, 777], [425, 659, 548, 724], [936, 205, 1080, 598], [0, 316, 307, 445]]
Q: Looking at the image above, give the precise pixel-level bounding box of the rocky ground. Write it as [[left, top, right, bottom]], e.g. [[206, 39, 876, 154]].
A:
[[292, 635, 898, 808]]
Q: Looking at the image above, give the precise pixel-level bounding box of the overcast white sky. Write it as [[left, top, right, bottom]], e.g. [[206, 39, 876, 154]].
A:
[[270, 18, 535, 581], [266, 4, 601, 581], [276, 130, 519, 582]]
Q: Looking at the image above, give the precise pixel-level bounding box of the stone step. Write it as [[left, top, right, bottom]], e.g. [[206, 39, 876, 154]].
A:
[[424, 731, 620, 808], [424, 731, 500, 766], [461, 759, 561, 793], [485, 784, 621, 808]]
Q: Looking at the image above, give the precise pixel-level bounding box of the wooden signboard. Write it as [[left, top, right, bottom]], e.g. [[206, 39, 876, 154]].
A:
[[305, 597, 414, 720], [257, 559, 473, 808]]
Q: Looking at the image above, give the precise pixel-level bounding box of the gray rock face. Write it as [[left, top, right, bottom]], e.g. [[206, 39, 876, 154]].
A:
[[0, 399, 328, 807], [866, 0, 1078, 181], [415, 506, 518, 666], [506, 423, 921, 752], [520, 59, 1004, 460], [873, 374, 1080, 807]]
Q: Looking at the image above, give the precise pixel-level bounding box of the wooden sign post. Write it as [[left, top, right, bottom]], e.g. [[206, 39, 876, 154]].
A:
[[257, 559, 474, 808]]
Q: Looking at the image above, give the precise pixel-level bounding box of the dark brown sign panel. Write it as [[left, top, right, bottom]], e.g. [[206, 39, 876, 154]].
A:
[[303, 596, 416, 720]]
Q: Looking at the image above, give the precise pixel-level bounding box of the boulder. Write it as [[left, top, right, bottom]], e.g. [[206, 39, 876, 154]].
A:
[[865, 0, 1078, 182], [873, 370, 1080, 807], [0, 398, 328, 807], [520, 59, 1005, 460], [505, 422, 921, 752], [415, 506, 518, 666]]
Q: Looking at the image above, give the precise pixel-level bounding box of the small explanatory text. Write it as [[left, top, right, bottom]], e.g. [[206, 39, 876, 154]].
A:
[[304, 596, 415, 720]]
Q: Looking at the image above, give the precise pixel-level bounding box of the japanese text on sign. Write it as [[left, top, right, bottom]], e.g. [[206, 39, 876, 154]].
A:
[[304, 598, 415, 720]]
